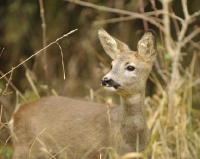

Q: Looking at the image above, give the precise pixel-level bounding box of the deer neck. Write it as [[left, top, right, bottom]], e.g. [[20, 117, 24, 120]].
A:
[[121, 91, 146, 117], [119, 91, 148, 146]]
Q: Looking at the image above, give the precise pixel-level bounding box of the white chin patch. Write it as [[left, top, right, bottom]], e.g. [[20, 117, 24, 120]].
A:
[[104, 86, 116, 91]]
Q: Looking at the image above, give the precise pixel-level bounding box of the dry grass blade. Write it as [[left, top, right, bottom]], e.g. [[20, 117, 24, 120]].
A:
[[0, 105, 2, 124], [0, 71, 27, 103], [25, 70, 40, 99], [0, 29, 78, 80], [29, 127, 47, 158], [0, 47, 4, 58], [55, 42, 66, 79], [49, 146, 68, 159], [0, 68, 13, 96]]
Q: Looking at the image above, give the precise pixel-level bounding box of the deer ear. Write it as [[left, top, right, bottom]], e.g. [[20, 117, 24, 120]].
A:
[[98, 28, 130, 59], [137, 30, 157, 63]]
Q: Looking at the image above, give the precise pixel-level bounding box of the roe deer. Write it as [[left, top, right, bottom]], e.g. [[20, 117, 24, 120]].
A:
[[10, 28, 156, 159]]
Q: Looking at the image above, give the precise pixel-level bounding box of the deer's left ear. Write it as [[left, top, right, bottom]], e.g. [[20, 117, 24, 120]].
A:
[[137, 30, 157, 63], [98, 28, 130, 59]]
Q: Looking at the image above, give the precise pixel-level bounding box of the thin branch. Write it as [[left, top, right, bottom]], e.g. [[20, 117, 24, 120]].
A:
[[65, 0, 183, 48], [39, 0, 47, 50], [0, 47, 4, 58], [65, 0, 165, 33], [66, 0, 140, 16], [181, 0, 190, 20], [162, 0, 174, 57], [139, 0, 148, 31], [178, 0, 190, 42], [0, 105, 2, 124], [187, 77, 200, 88], [182, 27, 200, 47], [146, 10, 184, 24], [150, 0, 168, 87], [169, 5, 180, 35], [1, 68, 13, 96], [94, 16, 142, 25], [94, 15, 160, 28], [67, 0, 184, 34], [154, 58, 167, 84], [189, 40, 200, 50], [39, 0, 51, 93], [178, 22, 188, 42], [190, 9, 200, 19], [94, 10, 184, 25], [0, 71, 27, 103], [0, 29, 78, 80]]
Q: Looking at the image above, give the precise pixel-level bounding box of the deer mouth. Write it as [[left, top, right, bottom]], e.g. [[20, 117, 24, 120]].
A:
[[101, 78, 121, 89]]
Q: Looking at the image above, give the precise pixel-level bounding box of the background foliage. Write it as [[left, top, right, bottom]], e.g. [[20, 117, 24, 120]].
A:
[[0, 0, 200, 158]]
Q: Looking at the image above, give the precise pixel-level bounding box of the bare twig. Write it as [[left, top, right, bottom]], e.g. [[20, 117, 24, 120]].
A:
[[146, 10, 184, 23], [181, 0, 190, 20], [182, 27, 200, 47], [162, 0, 174, 58], [187, 77, 200, 88], [189, 40, 200, 50], [0, 47, 4, 58], [178, 0, 190, 42], [190, 9, 200, 19], [69, 0, 193, 53], [139, 0, 148, 31], [0, 105, 2, 124], [169, 5, 180, 35], [39, 0, 51, 93], [94, 11, 184, 27], [39, 0, 47, 52], [1, 68, 13, 96], [154, 59, 167, 84], [0, 29, 78, 80], [0, 71, 27, 103], [66, 0, 139, 15], [150, 0, 168, 86], [65, 0, 166, 33], [93, 16, 140, 25]]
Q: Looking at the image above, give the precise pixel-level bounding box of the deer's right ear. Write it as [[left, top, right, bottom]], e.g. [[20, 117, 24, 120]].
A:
[[137, 30, 157, 63], [98, 28, 130, 59]]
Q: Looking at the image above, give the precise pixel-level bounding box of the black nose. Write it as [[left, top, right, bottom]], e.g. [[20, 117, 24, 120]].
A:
[[101, 77, 112, 86], [101, 77, 120, 88]]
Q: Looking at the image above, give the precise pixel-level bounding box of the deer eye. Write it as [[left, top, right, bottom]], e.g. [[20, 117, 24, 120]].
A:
[[111, 64, 113, 69], [127, 66, 135, 71]]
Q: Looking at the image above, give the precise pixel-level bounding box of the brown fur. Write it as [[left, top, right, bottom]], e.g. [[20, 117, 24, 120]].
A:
[[10, 29, 156, 159]]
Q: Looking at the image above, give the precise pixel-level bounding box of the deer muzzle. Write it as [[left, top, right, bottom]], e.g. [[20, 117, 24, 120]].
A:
[[101, 77, 120, 89]]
